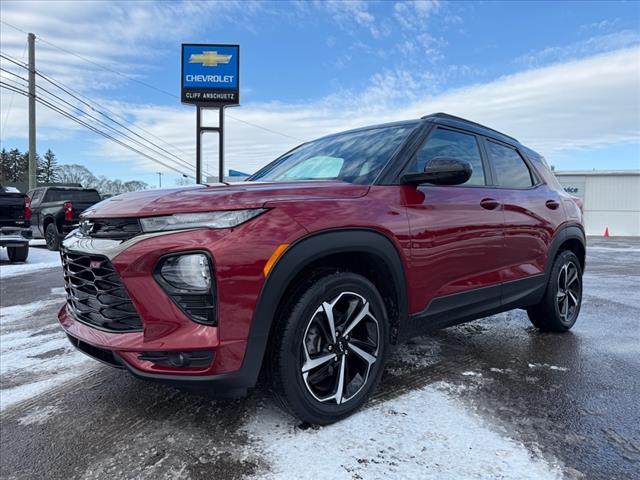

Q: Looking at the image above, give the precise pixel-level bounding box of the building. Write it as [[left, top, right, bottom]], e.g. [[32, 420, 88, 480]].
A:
[[555, 170, 640, 237]]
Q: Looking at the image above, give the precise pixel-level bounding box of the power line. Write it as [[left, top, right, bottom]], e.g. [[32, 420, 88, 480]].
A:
[[0, 66, 203, 177], [0, 53, 202, 173], [1, 20, 304, 143], [0, 53, 214, 177], [0, 81, 194, 178]]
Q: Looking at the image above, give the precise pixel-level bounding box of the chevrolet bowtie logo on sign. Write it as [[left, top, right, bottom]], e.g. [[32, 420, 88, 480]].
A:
[[188, 51, 232, 67], [181, 43, 240, 106]]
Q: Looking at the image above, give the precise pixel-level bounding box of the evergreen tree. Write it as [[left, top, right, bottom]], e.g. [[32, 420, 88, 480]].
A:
[[0, 148, 9, 181], [5, 148, 24, 182], [39, 149, 60, 183]]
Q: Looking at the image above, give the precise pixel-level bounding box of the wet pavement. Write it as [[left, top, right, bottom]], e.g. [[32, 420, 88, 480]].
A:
[[0, 239, 638, 479]]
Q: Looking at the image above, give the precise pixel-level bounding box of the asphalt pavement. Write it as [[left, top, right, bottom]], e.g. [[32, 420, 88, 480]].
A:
[[0, 239, 638, 479]]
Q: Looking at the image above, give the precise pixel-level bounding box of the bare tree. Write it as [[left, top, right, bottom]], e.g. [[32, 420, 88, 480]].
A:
[[57, 164, 97, 187]]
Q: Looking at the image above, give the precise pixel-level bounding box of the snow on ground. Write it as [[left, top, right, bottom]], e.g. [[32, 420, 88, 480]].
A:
[[0, 241, 62, 278], [0, 287, 93, 411], [245, 383, 563, 480]]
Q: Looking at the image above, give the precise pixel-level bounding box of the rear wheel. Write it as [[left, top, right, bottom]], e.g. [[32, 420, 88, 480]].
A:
[[45, 223, 60, 251], [527, 250, 583, 332], [7, 245, 29, 262], [269, 272, 389, 425]]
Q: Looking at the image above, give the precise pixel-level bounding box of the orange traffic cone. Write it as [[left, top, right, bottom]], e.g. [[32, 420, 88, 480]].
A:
[[604, 227, 610, 238]]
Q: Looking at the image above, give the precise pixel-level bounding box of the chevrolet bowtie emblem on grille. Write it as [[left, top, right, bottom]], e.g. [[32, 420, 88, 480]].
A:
[[188, 51, 232, 67], [80, 219, 95, 235]]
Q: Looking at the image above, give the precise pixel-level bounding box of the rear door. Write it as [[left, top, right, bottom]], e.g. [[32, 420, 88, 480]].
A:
[[481, 138, 565, 304], [403, 126, 505, 321], [28, 188, 45, 236]]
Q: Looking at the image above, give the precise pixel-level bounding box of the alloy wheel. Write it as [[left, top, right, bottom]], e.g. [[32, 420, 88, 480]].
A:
[[301, 291, 380, 404], [556, 261, 581, 324]]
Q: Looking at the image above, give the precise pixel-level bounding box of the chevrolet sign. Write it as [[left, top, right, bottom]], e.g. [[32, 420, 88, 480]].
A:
[[181, 43, 240, 106]]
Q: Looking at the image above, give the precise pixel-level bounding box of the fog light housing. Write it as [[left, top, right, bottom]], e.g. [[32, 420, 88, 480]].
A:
[[155, 252, 216, 325]]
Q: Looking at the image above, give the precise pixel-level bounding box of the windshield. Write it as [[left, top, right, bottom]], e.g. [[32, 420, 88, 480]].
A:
[[249, 124, 416, 184]]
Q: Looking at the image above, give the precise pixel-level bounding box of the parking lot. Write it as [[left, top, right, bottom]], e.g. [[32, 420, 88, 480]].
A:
[[1, 238, 638, 479]]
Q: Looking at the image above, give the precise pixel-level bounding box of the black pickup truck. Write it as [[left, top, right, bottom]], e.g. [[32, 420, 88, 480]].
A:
[[0, 185, 32, 262], [27, 186, 101, 250]]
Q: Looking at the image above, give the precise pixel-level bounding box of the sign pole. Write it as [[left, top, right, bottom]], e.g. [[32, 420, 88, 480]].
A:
[[196, 106, 202, 184], [219, 106, 224, 183]]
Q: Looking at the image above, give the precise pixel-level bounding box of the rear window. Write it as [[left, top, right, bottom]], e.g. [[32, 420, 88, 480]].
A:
[[43, 189, 101, 203], [485, 141, 534, 188]]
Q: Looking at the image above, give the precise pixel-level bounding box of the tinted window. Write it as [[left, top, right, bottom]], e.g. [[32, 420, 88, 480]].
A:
[[43, 189, 101, 203], [29, 189, 44, 204], [249, 125, 415, 185], [410, 128, 486, 186], [485, 141, 533, 188]]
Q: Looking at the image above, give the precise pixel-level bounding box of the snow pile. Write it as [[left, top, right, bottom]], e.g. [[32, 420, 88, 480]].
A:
[[245, 384, 563, 480], [0, 242, 62, 278], [0, 292, 93, 411]]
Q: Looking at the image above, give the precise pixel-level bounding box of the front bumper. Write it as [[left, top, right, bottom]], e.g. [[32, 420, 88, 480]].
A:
[[0, 226, 32, 247], [57, 209, 307, 391]]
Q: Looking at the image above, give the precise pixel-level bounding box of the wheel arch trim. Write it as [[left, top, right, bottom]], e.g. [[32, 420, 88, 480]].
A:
[[238, 228, 409, 389], [545, 224, 586, 280]]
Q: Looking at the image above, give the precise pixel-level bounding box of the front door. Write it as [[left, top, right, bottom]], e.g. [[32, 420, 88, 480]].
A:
[[402, 127, 505, 322]]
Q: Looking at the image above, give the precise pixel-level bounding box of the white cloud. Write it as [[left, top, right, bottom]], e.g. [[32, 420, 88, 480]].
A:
[[0, 1, 266, 91], [1, 2, 638, 178], [516, 30, 640, 68], [318, 0, 385, 38], [88, 46, 640, 176], [394, 0, 441, 31]]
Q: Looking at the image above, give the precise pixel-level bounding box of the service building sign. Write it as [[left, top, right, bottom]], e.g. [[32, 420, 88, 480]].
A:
[[181, 44, 239, 106]]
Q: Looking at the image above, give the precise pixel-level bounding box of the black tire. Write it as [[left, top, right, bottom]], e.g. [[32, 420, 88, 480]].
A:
[[7, 245, 29, 262], [269, 272, 389, 425], [45, 223, 61, 251], [527, 250, 583, 332]]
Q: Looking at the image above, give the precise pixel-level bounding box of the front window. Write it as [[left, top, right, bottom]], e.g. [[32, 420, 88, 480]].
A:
[[407, 128, 486, 186], [249, 124, 416, 185]]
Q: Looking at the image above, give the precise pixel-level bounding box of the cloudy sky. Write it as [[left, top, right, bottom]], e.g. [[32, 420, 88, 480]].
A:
[[1, 0, 639, 186]]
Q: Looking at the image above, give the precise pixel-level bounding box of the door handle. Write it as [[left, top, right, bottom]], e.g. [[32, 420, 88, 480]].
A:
[[545, 200, 560, 210], [480, 198, 500, 210]]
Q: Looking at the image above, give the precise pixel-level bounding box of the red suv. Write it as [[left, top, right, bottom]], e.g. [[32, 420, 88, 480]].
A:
[[59, 113, 585, 424]]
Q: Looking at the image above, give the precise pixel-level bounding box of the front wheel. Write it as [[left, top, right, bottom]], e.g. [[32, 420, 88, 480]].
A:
[[527, 250, 583, 332], [269, 272, 389, 425], [7, 245, 29, 262], [45, 223, 61, 251]]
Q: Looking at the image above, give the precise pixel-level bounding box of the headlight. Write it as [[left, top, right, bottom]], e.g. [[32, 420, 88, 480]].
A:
[[140, 209, 267, 233]]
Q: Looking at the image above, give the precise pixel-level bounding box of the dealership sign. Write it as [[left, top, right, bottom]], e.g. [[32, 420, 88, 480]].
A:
[[181, 44, 239, 106]]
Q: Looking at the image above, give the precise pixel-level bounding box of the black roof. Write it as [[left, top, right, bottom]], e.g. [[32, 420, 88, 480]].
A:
[[422, 112, 519, 144]]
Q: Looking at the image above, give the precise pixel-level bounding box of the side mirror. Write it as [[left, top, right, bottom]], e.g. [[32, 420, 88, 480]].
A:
[[401, 157, 472, 186]]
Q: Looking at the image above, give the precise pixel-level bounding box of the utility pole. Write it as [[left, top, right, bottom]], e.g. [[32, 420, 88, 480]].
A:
[[27, 33, 36, 190], [157, 172, 163, 188]]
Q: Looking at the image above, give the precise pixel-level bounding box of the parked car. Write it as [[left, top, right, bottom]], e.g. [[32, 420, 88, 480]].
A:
[[57, 113, 585, 424], [0, 184, 32, 262], [27, 186, 101, 250]]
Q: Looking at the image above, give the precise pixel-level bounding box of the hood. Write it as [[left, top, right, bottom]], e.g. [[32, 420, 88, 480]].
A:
[[82, 181, 368, 218]]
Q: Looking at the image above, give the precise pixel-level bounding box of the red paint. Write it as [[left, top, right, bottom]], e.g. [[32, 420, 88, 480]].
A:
[[24, 196, 32, 222], [57, 159, 582, 383], [63, 201, 73, 221]]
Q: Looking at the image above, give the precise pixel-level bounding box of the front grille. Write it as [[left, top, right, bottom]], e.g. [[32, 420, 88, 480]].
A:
[[81, 218, 142, 240], [61, 249, 143, 332]]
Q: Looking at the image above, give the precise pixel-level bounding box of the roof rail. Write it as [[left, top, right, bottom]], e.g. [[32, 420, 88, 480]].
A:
[[421, 112, 519, 143]]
